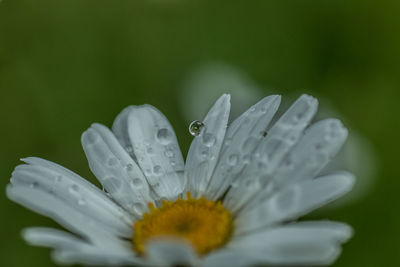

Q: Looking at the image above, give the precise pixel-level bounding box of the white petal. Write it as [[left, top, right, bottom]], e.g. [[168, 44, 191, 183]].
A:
[[185, 94, 231, 198], [23, 227, 89, 249], [205, 221, 352, 266], [81, 123, 153, 216], [224, 94, 318, 211], [204, 95, 281, 200], [7, 157, 133, 239], [147, 239, 199, 267], [53, 251, 144, 267], [23, 227, 143, 266], [273, 118, 348, 188], [126, 105, 185, 200], [112, 106, 138, 160], [235, 172, 355, 235]]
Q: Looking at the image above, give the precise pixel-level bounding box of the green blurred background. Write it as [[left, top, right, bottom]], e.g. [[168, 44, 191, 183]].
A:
[[1, 0, 399, 266]]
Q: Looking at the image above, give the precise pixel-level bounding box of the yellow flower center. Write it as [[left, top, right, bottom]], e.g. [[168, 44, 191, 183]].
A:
[[133, 192, 233, 256]]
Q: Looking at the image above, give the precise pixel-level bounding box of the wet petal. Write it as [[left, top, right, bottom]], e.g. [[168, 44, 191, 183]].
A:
[[185, 94, 231, 198], [235, 172, 355, 234], [126, 105, 185, 200], [205, 95, 281, 200], [81, 123, 153, 216], [8, 157, 133, 239]]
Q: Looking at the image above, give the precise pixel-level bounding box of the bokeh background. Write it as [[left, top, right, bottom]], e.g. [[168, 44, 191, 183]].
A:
[[1, 0, 399, 266]]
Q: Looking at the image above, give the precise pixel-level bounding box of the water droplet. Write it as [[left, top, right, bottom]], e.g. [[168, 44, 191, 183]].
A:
[[156, 128, 173, 145], [125, 164, 134, 172], [102, 177, 122, 193], [164, 148, 174, 158], [153, 165, 162, 176], [260, 106, 268, 113], [83, 131, 99, 145], [170, 160, 176, 166], [107, 157, 119, 167], [131, 178, 143, 188], [200, 150, 209, 159], [314, 143, 323, 150], [202, 133, 216, 147], [228, 154, 238, 165], [133, 203, 145, 213], [189, 120, 204, 136], [144, 169, 152, 176], [30, 181, 39, 188], [126, 145, 133, 153], [69, 184, 79, 193], [146, 146, 154, 155], [243, 154, 251, 164]]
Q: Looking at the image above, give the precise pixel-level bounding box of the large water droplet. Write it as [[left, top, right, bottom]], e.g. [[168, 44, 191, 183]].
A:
[[156, 128, 173, 145], [202, 133, 216, 147], [189, 120, 204, 136]]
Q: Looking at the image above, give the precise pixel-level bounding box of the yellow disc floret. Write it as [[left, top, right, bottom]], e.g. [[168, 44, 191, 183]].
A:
[[133, 192, 233, 256]]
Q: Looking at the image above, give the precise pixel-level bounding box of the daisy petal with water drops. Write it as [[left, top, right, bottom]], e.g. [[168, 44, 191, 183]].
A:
[[7, 93, 354, 266]]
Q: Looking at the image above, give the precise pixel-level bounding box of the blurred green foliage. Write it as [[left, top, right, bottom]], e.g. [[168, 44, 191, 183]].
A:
[[1, 0, 399, 266]]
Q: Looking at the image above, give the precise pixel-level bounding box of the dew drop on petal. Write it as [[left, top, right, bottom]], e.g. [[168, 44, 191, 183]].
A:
[[78, 199, 86, 206], [133, 202, 145, 213], [228, 154, 239, 165], [189, 120, 204, 136], [131, 178, 143, 188], [125, 164, 134, 172], [156, 128, 173, 145], [107, 157, 119, 167], [153, 165, 162, 176], [102, 177, 122, 193], [146, 146, 154, 155], [164, 148, 175, 158], [202, 133, 216, 147], [69, 184, 79, 193], [83, 131, 99, 145]]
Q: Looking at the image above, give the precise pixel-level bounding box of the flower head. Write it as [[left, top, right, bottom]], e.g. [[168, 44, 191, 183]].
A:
[[7, 94, 354, 266]]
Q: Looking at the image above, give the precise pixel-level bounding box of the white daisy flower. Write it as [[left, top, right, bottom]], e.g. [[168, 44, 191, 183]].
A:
[[7, 94, 354, 267]]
